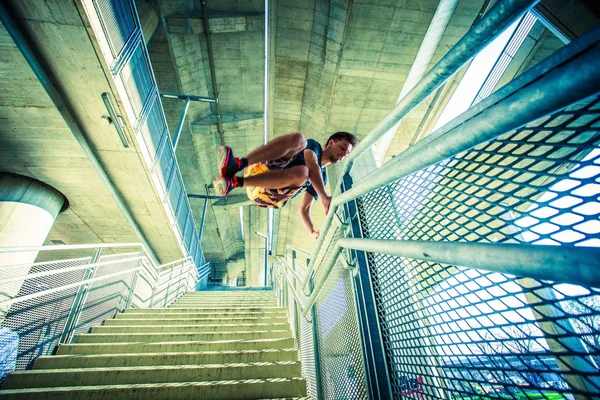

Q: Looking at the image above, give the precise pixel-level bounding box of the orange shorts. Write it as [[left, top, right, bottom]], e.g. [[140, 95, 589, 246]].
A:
[[244, 163, 302, 209]]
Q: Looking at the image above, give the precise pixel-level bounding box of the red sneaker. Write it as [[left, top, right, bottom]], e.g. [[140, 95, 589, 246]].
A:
[[213, 175, 240, 196], [217, 146, 245, 178]]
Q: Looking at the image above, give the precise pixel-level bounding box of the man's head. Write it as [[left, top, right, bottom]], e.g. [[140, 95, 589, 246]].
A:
[[324, 131, 358, 164]]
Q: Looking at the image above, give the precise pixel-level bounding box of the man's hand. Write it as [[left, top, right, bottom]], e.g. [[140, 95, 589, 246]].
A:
[[311, 230, 320, 239], [321, 195, 331, 215]]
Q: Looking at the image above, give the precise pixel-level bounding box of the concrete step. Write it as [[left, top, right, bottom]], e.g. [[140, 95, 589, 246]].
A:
[[104, 316, 289, 326], [92, 323, 291, 334], [76, 330, 292, 343], [34, 348, 299, 369], [57, 338, 296, 355], [115, 311, 286, 319], [0, 377, 307, 399], [173, 299, 277, 307], [123, 307, 286, 314], [3, 361, 302, 388], [170, 304, 279, 307], [124, 307, 285, 313]]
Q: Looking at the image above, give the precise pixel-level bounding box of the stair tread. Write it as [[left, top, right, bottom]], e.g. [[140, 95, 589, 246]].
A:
[[98, 323, 288, 328], [0, 377, 306, 393], [65, 337, 293, 346], [12, 361, 302, 374], [38, 348, 298, 359], [81, 330, 290, 336]]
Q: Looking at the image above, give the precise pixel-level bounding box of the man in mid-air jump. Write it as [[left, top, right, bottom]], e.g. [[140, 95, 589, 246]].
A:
[[213, 131, 358, 239]]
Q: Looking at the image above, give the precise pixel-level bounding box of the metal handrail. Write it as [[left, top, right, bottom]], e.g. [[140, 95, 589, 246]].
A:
[[0, 242, 145, 253], [285, 245, 311, 257], [302, 0, 540, 289], [0, 255, 145, 286], [300, 22, 600, 301], [0, 265, 145, 309]]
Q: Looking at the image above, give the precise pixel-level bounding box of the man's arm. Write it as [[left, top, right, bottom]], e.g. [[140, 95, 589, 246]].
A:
[[303, 149, 331, 214], [298, 191, 319, 239]]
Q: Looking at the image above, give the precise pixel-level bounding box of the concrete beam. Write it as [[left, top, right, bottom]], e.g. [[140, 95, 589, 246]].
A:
[[165, 12, 264, 35]]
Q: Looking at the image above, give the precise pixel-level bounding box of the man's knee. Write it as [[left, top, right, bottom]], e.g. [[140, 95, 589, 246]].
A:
[[288, 133, 307, 152], [292, 165, 309, 186]]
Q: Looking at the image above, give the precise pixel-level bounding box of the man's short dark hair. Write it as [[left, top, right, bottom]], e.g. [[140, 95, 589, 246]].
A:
[[326, 131, 358, 147]]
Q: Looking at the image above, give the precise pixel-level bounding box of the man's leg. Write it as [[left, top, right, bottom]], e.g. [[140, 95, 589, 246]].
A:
[[214, 165, 308, 196], [218, 133, 306, 178], [245, 133, 306, 165], [243, 165, 308, 189]]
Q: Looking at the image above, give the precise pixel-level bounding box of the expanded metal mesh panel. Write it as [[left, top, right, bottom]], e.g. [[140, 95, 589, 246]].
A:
[[94, 0, 136, 56], [72, 255, 139, 339], [297, 284, 319, 399], [358, 96, 600, 398], [315, 258, 368, 399], [139, 96, 167, 161], [0, 258, 88, 370], [121, 43, 152, 117]]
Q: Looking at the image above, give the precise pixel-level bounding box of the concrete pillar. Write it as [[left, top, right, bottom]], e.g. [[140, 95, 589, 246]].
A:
[[0, 172, 67, 312], [135, 0, 159, 45]]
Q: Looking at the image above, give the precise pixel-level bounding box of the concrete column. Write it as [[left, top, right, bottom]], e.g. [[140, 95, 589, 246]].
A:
[[135, 0, 159, 45], [0, 172, 67, 312]]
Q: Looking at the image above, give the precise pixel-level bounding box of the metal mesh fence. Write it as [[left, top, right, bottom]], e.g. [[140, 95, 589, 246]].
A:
[[276, 224, 368, 399], [358, 95, 600, 398], [0, 248, 198, 375], [71, 254, 140, 339], [0, 257, 89, 371], [315, 257, 369, 399]]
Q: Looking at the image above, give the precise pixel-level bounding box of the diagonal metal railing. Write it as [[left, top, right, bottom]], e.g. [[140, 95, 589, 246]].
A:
[[272, 1, 600, 398], [0, 243, 203, 375]]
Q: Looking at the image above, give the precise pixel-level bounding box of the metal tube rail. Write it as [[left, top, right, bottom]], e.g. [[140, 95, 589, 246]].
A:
[[274, 262, 304, 311], [285, 245, 311, 257], [277, 257, 304, 286], [0, 255, 144, 286], [301, 245, 343, 317], [0, 242, 144, 253], [337, 238, 600, 289], [0, 265, 145, 309], [200, 0, 224, 144], [0, 5, 160, 265], [302, 0, 540, 288], [337, 26, 600, 207], [160, 92, 216, 103]]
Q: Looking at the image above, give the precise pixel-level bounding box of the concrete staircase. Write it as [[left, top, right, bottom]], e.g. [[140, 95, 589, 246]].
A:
[[0, 290, 308, 399]]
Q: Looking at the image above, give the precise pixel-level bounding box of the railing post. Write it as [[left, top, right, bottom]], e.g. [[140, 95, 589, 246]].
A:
[[149, 281, 156, 308], [124, 250, 143, 309], [341, 173, 392, 399], [163, 265, 174, 307], [291, 250, 300, 347], [59, 247, 103, 344], [308, 273, 324, 400]]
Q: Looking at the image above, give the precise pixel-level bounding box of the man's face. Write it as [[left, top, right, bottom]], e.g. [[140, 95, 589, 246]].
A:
[[327, 139, 353, 164]]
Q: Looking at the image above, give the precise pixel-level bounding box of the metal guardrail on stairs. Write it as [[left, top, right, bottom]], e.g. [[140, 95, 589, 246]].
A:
[[0, 243, 203, 373], [272, 2, 600, 399]]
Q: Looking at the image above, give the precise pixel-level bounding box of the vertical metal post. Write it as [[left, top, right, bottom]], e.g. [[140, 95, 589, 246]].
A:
[[163, 265, 174, 307], [124, 250, 143, 309], [263, 242, 268, 287], [175, 262, 185, 299], [198, 189, 209, 242], [59, 247, 103, 344], [149, 281, 156, 308], [291, 250, 300, 347], [342, 173, 392, 399], [172, 96, 190, 151], [308, 273, 324, 399]]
